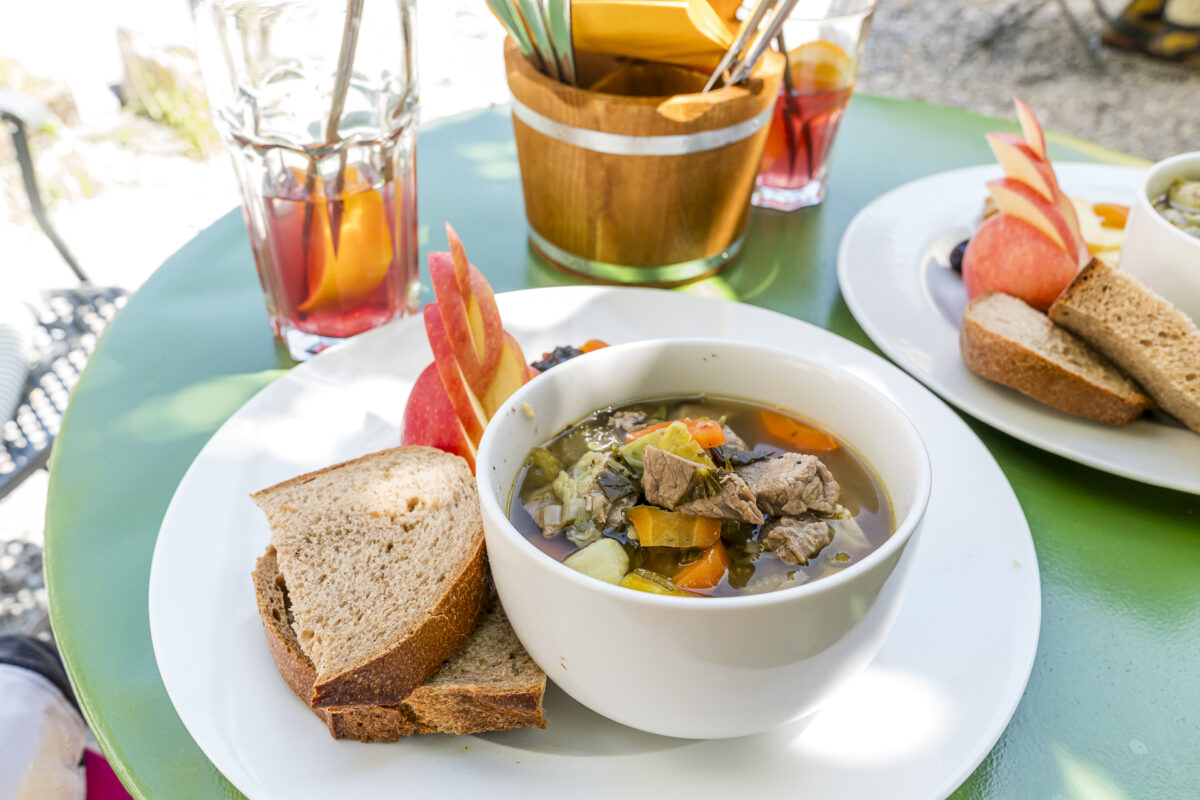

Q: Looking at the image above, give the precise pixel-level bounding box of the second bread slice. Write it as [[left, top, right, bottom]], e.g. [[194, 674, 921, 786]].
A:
[[251, 446, 487, 708], [961, 292, 1150, 425], [1049, 258, 1200, 434], [254, 547, 546, 741]]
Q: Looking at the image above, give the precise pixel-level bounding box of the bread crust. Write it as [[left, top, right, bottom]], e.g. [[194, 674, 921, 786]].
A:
[[960, 295, 1149, 425], [252, 547, 546, 742]]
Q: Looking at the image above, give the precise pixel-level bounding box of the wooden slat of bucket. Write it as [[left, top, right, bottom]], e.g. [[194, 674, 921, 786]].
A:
[[508, 40, 780, 136], [504, 39, 784, 274]]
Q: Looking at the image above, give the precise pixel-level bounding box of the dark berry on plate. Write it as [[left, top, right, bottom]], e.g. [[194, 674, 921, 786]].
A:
[[949, 239, 969, 274], [531, 345, 585, 372]]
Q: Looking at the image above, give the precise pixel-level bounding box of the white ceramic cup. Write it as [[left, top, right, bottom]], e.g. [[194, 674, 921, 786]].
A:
[[1119, 151, 1200, 324], [476, 338, 932, 739]]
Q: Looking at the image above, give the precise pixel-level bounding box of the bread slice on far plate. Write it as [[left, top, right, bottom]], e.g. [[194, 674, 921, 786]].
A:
[[251, 446, 487, 708], [253, 547, 546, 741], [1049, 258, 1200, 435], [961, 292, 1150, 425]]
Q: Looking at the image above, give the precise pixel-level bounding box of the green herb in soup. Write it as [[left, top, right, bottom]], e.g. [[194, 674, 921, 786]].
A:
[[508, 396, 894, 597], [1153, 177, 1200, 240]]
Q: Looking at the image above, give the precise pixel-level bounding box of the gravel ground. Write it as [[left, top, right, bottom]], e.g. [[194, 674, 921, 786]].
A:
[[859, 0, 1200, 160], [1, 0, 1198, 637]]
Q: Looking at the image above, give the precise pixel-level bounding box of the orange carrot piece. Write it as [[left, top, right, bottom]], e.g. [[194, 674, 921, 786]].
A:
[[626, 418, 726, 448], [675, 540, 731, 590], [581, 339, 609, 353], [1093, 203, 1129, 230], [758, 410, 839, 452]]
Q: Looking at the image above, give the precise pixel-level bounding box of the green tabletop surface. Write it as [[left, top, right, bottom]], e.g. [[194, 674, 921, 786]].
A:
[[44, 96, 1199, 799]]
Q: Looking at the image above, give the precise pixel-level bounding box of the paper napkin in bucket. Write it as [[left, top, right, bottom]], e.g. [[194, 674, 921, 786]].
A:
[[571, 0, 738, 71]]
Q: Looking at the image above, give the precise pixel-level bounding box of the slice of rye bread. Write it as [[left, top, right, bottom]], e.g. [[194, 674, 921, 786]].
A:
[[253, 547, 546, 741], [961, 292, 1151, 425], [251, 446, 487, 708], [1049, 258, 1200, 434]]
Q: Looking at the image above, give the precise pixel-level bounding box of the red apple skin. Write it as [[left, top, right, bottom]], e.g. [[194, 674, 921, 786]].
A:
[[402, 362, 477, 470], [986, 133, 1058, 202], [962, 214, 1080, 310], [429, 251, 503, 395], [1014, 97, 1046, 159], [424, 302, 488, 443], [986, 177, 1080, 255]]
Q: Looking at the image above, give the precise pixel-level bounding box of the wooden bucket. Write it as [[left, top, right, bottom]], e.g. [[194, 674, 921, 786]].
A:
[[505, 40, 784, 285]]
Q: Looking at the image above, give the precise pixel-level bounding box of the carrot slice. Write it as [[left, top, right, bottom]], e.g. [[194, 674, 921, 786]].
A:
[[758, 410, 839, 452], [675, 540, 731, 590], [1092, 203, 1129, 230], [580, 339, 609, 353], [626, 418, 726, 448]]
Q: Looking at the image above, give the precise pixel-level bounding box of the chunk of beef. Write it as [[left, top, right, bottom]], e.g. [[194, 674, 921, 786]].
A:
[[642, 446, 763, 524], [736, 453, 840, 516], [762, 514, 833, 565], [610, 409, 649, 437]]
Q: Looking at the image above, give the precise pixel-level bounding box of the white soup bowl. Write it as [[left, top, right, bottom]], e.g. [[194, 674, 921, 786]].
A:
[[476, 338, 932, 739], [1119, 151, 1200, 323]]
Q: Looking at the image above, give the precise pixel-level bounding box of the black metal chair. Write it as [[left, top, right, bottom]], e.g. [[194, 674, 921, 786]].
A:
[[0, 90, 127, 501]]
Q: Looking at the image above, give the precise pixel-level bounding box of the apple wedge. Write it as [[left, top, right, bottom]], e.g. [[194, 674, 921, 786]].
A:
[[1013, 97, 1046, 160], [424, 302, 488, 445], [402, 362, 478, 469], [986, 178, 1080, 255], [962, 213, 1080, 310], [407, 224, 535, 472], [427, 241, 504, 398], [986, 133, 1059, 203], [986, 131, 1086, 262]]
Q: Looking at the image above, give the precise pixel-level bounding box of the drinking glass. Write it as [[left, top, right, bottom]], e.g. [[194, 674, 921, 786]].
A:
[[752, 0, 875, 211], [191, 0, 419, 360]]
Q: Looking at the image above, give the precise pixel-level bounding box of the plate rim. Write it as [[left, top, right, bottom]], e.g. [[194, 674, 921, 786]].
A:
[[149, 286, 1040, 800], [837, 161, 1200, 495]]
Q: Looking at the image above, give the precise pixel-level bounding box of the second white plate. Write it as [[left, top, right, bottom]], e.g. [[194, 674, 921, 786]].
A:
[[838, 162, 1200, 495], [150, 288, 1040, 800]]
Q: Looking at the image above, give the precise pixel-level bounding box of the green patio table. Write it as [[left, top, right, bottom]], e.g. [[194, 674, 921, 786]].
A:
[[44, 97, 1199, 798]]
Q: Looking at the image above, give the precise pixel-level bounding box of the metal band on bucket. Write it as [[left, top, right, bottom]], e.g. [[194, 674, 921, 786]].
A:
[[511, 97, 775, 156], [529, 227, 746, 285]]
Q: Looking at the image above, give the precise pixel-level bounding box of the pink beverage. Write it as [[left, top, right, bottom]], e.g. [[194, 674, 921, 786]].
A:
[[242, 162, 419, 348], [754, 84, 853, 211], [192, 0, 419, 360]]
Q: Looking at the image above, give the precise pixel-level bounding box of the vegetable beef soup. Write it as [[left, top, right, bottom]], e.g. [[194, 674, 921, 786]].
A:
[[508, 396, 894, 597]]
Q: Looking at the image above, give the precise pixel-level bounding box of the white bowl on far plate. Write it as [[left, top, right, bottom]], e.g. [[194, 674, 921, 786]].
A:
[[475, 338, 932, 739], [1119, 151, 1200, 323]]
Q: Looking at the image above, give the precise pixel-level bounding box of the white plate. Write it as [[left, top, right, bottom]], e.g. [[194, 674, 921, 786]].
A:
[[838, 162, 1200, 495], [150, 287, 1040, 800]]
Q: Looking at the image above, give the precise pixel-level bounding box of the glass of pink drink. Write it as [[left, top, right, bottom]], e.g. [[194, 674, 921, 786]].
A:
[[193, 0, 419, 360], [752, 1, 876, 211]]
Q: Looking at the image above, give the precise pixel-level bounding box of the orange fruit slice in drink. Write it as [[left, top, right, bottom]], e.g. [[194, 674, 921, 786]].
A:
[[298, 165, 394, 313], [787, 40, 853, 93]]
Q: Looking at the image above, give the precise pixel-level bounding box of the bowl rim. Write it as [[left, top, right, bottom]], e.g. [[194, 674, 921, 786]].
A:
[[1134, 150, 1200, 251], [475, 337, 933, 609]]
